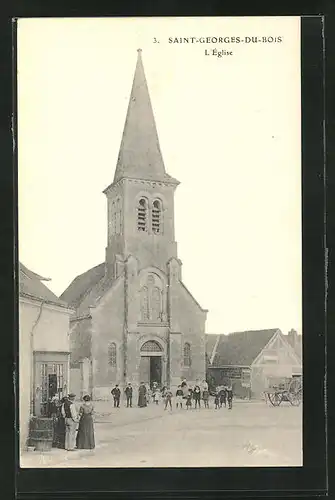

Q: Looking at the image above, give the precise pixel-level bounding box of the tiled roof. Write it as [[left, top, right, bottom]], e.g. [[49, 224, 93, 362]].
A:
[[19, 263, 67, 306], [208, 329, 279, 367], [60, 262, 106, 307]]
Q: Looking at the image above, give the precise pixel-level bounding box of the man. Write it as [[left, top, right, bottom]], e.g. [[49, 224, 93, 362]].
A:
[[111, 384, 121, 408], [125, 383, 133, 408], [227, 384, 233, 410], [61, 393, 78, 451]]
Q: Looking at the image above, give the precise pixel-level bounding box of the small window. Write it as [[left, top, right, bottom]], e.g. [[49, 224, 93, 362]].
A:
[[108, 342, 117, 367], [137, 198, 148, 232], [152, 199, 162, 234], [183, 343, 191, 367]]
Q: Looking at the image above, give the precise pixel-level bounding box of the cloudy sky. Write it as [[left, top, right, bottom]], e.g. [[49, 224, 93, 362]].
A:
[[18, 17, 302, 335]]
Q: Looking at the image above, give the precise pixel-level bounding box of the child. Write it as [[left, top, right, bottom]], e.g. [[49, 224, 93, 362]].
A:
[[176, 385, 184, 409], [214, 391, 220, 409], [153, 388, 161, 405], [146, 387, 152, 406], [186, 389, 193, 410], [164, 388, 173, 410], [202, 388, 209, 408], [193, 384, 201, 409], [219, 387, 227, 408]]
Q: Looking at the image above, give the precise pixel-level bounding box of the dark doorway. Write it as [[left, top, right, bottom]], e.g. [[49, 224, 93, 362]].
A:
[[150, 356, 162, 387], [48, 374, 57, 398]]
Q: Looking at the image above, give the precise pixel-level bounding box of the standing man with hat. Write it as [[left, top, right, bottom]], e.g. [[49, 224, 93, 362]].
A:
[[61, 393, 78, 451]]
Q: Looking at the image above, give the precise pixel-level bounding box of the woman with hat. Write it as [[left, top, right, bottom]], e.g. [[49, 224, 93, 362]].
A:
[[76, 395, 95, 450]]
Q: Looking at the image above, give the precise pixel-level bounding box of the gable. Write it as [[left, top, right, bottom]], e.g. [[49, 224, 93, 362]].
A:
[[179, 281, 207, 313], [211, 329, 279, 367], [252, 331, 301, 366]]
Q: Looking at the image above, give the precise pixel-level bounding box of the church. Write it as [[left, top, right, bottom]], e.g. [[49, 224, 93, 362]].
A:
[[61, 50, 208, 399]]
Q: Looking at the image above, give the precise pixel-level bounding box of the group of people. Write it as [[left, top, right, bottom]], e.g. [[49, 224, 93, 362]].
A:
[[214, 385, 234, 410], [108, 379, 234, 411], [48, 393, 95, 451]]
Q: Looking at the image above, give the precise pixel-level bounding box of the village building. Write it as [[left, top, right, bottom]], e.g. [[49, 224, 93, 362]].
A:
[[60, 50, 208, 399], [206, 329, 302, 398], [19, 263, 73, 451]]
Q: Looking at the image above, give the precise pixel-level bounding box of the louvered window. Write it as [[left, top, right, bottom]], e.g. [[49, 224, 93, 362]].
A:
[[137, 198, 148, 232], [152, 199, 162, 234]]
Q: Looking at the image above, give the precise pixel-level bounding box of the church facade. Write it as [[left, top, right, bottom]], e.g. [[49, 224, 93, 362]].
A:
[[61, 50, 207, 399]]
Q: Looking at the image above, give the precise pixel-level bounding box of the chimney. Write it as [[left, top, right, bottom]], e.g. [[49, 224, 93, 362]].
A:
[[288, 329, 298, 349]]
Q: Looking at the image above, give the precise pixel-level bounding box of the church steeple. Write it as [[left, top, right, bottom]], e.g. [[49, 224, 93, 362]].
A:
[[104, 49, 180, 277], [113, 49, 177, 184]]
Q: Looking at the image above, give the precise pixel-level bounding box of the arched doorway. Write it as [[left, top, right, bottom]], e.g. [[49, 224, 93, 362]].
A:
[[139, 340, 163, 387]]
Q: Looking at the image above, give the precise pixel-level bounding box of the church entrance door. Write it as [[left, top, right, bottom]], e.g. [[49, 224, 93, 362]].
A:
[[150, 356, 162, 387], [139, 340, 164, 388], [139, 355, 162, 387]]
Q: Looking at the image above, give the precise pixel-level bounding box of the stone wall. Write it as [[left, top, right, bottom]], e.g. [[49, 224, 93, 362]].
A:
[[90, 278, 125, 400]]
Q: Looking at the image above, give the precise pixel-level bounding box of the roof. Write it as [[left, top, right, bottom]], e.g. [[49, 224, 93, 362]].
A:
[[286, 331, 303, 361], [207, 329, 280, 367], [19, 263, 68, 307], [111, 49, 179, 186], [60, 262, 106, 308]]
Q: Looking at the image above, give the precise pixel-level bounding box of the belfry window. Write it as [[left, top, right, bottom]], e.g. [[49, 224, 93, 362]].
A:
[[183, 343, 191, 367], [137, 198, 148, 232], [152, 199, 162, 234], [108, 342, 117, 367]]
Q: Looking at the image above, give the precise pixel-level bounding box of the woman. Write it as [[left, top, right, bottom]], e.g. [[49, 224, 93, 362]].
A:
[[76, 395, 95, 450], [138, 382, 147, 408]]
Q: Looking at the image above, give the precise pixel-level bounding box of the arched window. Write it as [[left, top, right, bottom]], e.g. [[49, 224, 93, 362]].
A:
[[111, 201, 116, 235], [139, 273, 165, 323], [183, 343, 191, 367], [152, 199, 162, 234], [108, 342, 117, 367], [141, 286, 149, 321], [115, 198, 122, 234], [140, 340, 162, 352], [151, 286, 162, 321], [137, 198, 148, 232]]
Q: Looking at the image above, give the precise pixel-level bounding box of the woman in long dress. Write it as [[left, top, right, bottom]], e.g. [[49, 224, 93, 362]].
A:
[[138, 382, 147, 407], [76, 395, 95, 449]]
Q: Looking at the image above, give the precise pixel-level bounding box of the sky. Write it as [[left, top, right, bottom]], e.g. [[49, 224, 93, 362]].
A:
[[17, 17, 302, 335]]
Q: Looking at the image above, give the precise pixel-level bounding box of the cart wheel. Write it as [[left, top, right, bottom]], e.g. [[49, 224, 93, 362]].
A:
[[267, 392, 283, 407], [289, 391, 302, 406]]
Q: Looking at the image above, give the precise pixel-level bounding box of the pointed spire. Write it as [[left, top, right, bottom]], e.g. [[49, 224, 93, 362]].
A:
[[113, 50, 177, 184]]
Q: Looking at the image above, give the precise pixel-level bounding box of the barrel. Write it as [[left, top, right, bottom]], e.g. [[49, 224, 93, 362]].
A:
[[29, 417, 54, 451]]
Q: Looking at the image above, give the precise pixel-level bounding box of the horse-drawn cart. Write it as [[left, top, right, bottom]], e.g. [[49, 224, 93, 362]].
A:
[[264, 376, 302, 407]]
